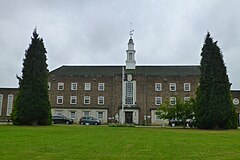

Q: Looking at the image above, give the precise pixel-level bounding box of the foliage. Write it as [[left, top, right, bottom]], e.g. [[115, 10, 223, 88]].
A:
[[156, 98, 195, 126], [195, 32, 238, 129], [11, 29, 52, 125]]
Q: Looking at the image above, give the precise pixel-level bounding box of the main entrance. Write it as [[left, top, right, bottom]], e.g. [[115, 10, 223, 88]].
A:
[[125, 112, 133, 123]]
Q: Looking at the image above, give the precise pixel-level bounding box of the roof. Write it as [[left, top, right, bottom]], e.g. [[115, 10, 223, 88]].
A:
[[50, 65, 200, 76]]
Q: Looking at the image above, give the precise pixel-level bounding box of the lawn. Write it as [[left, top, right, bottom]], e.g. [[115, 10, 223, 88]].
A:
[[0, 125, 240, 160]]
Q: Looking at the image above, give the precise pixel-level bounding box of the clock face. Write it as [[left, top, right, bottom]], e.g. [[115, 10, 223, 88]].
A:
[[127, 74, 132, 81], [233, 98, 239, 105]]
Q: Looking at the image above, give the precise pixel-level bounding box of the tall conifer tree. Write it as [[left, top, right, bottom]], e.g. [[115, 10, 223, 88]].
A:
[[196, 32, 237, 129], [12, 29, 51, 125]]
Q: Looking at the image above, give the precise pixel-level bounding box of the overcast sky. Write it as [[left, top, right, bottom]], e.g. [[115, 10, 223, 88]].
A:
[[0, 0, 240, 89]]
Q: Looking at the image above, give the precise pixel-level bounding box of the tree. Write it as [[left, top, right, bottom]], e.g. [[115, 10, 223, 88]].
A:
[[195, 32, 238, 129], [156, 98, 195, 127], [12, 29, 52, 125]]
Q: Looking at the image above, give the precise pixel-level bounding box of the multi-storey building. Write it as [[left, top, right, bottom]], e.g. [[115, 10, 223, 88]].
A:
[[1, 36, 240, 125]]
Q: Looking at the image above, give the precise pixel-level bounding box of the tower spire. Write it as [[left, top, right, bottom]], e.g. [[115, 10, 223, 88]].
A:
[[129, 22, 134, 38], [126, 23, 136, 70]]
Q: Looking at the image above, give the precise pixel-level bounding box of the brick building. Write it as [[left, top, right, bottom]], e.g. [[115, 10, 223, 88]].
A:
[[0, 36, 240, 124]]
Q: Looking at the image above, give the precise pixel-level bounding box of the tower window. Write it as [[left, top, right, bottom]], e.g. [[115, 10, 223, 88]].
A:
[[129, 53, 133, 60]]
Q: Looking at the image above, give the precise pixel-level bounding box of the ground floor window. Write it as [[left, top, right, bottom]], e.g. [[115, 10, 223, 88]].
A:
[[83, 111, 90, 117], [97, 111, 104, 119], [70, 111, 76, 119], [55, 110, 63, 115]]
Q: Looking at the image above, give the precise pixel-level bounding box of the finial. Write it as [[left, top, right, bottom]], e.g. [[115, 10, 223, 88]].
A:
[[129, 22, 134, 38]]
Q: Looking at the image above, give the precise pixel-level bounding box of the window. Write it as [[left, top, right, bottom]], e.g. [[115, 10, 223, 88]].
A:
[[58, 82, 64, 90], [155, 97, 162, 105], [98, 83, 105, 91], [170, 97, 176, 105], [97, 111, 104, 119], [155, 83, 162, 91], [70, 111, 76, 119], [184, 97, 190, 103], [125, 82, 133, 105], [57, 96, 63, 104], [71, 83, 77, 90], [6, 94, 13, 116], [70, 96, 77, 104], [48, 82, 51, 90], [84, 96, 90, 104], [85, 83, 91, 91], [98, 96, 104, 105], [55, 110, 63, 115], [169, 83, 176, 91], [0, 94, 3, 116], [184, 83, 191, 91], [129, 53, 133, 60], [83, 111, 90, 117]]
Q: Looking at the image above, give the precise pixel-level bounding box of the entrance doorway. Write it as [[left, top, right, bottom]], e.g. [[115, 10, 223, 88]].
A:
[[125, 112, 133, 123]]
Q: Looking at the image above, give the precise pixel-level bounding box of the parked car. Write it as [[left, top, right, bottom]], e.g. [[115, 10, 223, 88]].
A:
[[79, 116, 101, 125], [169, 118, 182, 127], [169, 118, 195, 128], [52, 115, 73, 124]]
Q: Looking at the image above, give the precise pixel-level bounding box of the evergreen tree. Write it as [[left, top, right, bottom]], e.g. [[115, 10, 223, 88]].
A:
[[12, 29, 52, 125], [195, 32, 237, 129]]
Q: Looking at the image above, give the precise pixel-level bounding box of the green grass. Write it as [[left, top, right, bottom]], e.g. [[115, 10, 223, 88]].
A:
[[1, 125, 240, 160]]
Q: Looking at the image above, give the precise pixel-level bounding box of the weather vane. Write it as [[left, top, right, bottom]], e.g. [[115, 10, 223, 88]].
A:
[[129, 22, 134, 37]]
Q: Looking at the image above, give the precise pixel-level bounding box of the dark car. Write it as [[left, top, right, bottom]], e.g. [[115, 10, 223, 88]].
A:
[[169, 119, 182, 127], [169, 118, 195, 128], [52, 115, 73, 124], [79, 116, 101, 125]]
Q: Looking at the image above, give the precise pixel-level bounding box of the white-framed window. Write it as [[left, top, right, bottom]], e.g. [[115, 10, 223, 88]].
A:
[[6, 94, 13, 116], [70, 111, 76, 119], [170, 97, 177, 105], [184, 97, 191, 103], [58, 82, 64, 90], [55, 110, 63, 115], [184, 83, 191, 91], [155, 83, 162, 91], [125, 81, 133, 105], [84, 83, 91, 91], [57, 96, 63, 104], [70, 96, 77, 104], [155, 97, 162, 105], [98, 83, 105, 91], [71, 83, 77, 90], [84, 96, 90, 104], [97, 111, 104, 119], [98, 96, 104, 105], [169, 83, 176, 91], [48, 82, 51, 90], [0, 94, 3, 116], [83, 111, 90, 117]]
